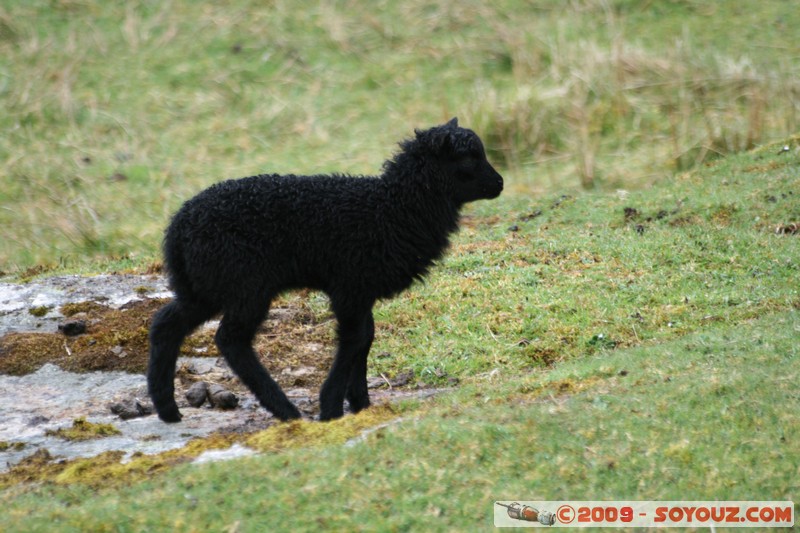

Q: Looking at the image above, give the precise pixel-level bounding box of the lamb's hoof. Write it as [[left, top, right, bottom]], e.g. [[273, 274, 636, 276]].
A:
[[347, 395, 371, 414], [318, 408, 344, 422], [156, 404, 183, 423], [273, 404, 302, 422]]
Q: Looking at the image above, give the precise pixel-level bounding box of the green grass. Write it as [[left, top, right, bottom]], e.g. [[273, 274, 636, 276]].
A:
[[3, 311, 797, 531], [369, 141, 800, 383], [1, 1, 799, 530], [1, 0, 799, 268], [2, 115, 799, 533]]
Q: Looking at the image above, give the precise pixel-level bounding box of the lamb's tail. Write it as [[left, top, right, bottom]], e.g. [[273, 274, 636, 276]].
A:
[[162, 224, 194, 302]]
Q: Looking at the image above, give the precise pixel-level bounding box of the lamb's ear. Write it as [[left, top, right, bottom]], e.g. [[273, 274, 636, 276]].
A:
[[446, 117, 459, 128], [416, 126, 451, 152]]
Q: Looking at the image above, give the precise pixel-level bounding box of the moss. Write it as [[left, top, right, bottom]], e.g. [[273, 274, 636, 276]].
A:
[[17, 265, 56, 283], [0, 298, 217, 375], [246, 404, 399, 453], [513, 375, 606, 400], [59, 301, 105, 317], [28, 305, 52, 317], [45, 417, 122, 441], [0, 432, 244, 489], [0, 404, 404, 490], [0, 449, 65, 488], [0, 332, 65, 375], [1, 294, 346, 397], [0, 441, 26, 452]]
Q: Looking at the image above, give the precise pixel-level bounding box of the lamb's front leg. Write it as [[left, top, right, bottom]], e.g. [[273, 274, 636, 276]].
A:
[[346, 313, 374, 413], [320, 308, 374, 421]]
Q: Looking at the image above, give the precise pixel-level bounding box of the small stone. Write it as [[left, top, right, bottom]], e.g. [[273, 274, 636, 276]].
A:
[[285, 387, 311, 398], [520, 209, 542, 221], [110, 345, 127, 358], [185, 381, 209, 407], [389, 371, 414, 387], [184, 359, 215, 375], [207, 384, 238, 409], [27, 415, 50, 426], [110, 399, 153, 420], [367, 376, 387, 389], [280, 366, 315, 378], [58, 320, 86, 336], [368, 371, 414, 389]]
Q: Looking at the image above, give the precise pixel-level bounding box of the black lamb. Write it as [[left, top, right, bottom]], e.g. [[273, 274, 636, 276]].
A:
[[148, 118, 503, 422]]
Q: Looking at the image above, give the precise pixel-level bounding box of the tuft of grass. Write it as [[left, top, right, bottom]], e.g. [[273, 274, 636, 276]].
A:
[[44, 417, 122, 442], [0, 442, 26, 452], [246, 404, 399, 453], [27, 305, 51, 317]]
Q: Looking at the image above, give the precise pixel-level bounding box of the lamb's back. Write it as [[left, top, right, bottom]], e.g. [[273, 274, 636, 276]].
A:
[[166, 174, 391, 296]]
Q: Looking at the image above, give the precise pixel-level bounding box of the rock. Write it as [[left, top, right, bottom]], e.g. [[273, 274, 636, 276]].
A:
[[184, 359, 215, 375], [110, 345, 127, 358], [27, 415, 50, 426], [390, 371, 414, 387], [109, 399, 153, 420], [521, 209, 543, 221], [280, 366, 315, 378], [367, 376, 388, 389], [367, 370, 414, 389], [58, 320, 86, 336], [185, 381, 209, 407], [207, 384, 238, 410]]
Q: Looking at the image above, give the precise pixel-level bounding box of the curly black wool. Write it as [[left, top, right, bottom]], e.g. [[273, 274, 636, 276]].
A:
[[148, 118, 503, 422]]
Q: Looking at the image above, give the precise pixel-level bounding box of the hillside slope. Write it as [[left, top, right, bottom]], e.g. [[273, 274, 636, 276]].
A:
[[2, 137, 798, 531]]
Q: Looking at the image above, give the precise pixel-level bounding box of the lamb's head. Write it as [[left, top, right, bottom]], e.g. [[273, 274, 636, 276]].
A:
[[411, 118, 504, 204]]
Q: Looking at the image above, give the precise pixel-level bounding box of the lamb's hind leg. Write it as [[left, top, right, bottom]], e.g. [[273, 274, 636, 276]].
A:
[[320, 306, 375, 421], [148, 300, 215, 422], [215, 305, 301, 421]]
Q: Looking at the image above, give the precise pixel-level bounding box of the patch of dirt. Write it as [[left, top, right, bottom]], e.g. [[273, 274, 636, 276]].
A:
[[0, 298, 179, 375], [775, 222, 799, 235], [459, 214, 502, 229], [0, 292, 410, 414], [0, 293, 337, 391], [0, 275, 446, 480], [254, 302, 336, 391]]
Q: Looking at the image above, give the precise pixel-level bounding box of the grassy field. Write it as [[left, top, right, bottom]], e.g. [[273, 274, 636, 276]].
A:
[[1, 0, 799, 531], [4, 311, 799, 531], [2, 118, 798, 533], [1, 0, 799, 268]]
